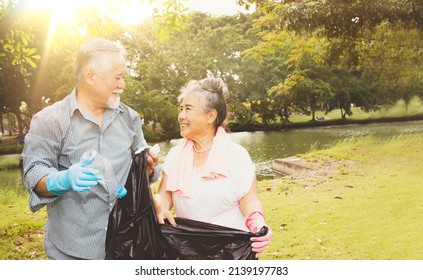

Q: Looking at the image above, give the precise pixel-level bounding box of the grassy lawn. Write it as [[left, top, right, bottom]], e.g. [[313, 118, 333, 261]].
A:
[[0, 184, 47, 260], [260, 133, 423, 260]]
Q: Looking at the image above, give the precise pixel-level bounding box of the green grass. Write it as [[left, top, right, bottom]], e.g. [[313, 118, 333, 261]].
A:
[[0, 157, 20, 170], [0, 184, 47, 260], [259, 133, 423, 260], [1, 133, 422, 260]]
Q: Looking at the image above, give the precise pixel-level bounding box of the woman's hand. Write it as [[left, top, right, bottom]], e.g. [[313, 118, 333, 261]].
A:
[[250, 228, 273, 258], [153, 193, 177, 226], [156, 207, 177, 226], [245, 211, 273, 258]]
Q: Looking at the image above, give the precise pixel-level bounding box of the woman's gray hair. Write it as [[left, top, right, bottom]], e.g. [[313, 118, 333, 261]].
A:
[[73, 37, 126, 82], [178, 77, 229, 128]]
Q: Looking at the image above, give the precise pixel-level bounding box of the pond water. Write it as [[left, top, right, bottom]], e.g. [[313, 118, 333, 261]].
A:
[[1, 120, 423, 186]]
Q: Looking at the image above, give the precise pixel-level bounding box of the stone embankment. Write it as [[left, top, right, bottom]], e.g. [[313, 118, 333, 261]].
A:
[[272, 156, 315, 176]]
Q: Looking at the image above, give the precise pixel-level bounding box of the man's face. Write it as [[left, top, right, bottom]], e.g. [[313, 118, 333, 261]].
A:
[[92, 52, 127, 109]]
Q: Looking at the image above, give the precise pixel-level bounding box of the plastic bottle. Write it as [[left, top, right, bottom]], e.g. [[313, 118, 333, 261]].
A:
[[80, 150, 127, 201]]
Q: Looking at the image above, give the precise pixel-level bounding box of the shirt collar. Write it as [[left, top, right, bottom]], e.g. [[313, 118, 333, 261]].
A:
[[69, 88, 79, 116], [69, 88, 124, 117]]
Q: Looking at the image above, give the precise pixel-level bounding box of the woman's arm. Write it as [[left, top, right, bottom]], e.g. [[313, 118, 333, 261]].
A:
[[239, 174, 273, 258], [153, 172, 177, 226], [239, 175, 263, 217]]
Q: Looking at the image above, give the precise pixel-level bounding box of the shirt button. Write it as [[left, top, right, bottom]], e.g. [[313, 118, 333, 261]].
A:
[[105, 227, 107, 231]]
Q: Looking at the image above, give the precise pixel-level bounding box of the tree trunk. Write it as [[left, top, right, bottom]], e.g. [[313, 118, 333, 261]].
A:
[[340, 107, 346, 119], [11, 110, 24, 136]]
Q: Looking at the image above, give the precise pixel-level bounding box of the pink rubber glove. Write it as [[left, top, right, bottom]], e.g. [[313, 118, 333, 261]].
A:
[[245, 211, 273, 258]]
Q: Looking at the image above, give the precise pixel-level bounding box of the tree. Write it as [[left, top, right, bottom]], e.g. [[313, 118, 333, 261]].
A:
[[0, 0, 190, 139], [359, 21, 423, 108], [239, 0, 423, 119], [0, 0, 42, 135], [329, 69, 374, 119], [292, 75, 333, 121], [120, 11, 263, 138]]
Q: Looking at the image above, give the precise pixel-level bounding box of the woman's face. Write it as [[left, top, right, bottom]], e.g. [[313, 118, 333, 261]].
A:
[[178, 93, 211, 140]]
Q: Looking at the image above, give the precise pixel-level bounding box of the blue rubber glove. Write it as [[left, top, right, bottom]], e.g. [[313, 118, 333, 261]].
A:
[[46, 156, 103, 197]]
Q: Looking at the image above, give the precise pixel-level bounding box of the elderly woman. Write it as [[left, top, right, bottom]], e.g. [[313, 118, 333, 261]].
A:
[[153, 77, 272, 258]]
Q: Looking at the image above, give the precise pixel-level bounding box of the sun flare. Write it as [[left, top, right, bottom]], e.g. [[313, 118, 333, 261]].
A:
[[23, 0, 154, 27]]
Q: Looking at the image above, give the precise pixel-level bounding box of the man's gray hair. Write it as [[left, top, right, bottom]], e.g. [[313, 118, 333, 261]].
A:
[[73, 37, 126, 82]]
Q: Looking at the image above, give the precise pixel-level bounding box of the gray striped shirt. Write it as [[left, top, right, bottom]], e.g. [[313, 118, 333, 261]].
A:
[[22, 89, 158, 259]]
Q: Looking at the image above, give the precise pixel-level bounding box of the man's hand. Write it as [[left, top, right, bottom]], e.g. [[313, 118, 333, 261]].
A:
[[46, 158, 103, 197], [147, 144, 160, 178]]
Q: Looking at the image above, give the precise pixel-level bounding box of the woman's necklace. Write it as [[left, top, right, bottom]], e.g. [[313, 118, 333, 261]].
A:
[[193, 145, 212, 153]]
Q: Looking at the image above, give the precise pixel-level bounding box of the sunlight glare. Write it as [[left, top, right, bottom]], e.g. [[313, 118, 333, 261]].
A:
[[108, 0, 155, 26], [25, 0, 92, 23], [23, 0, 153, 26]]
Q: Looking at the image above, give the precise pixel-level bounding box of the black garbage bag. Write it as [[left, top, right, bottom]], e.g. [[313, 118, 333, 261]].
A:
[[160, 217, 268, 260], [105, 148, 266, 260], [105, 148, 166, 259]]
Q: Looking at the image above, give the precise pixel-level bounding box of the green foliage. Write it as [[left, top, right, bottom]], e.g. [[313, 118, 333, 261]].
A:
[[228, 100, 256, 126], [359, 21, 423, 105], [329, 68, 375, 119], [242, 0, 423, 125], [1, 30, 40, 74], [119, 11, 262, 138], [1, 0, 423, 141], [0, 0, 192, 140], [152, 0, 190, 42]]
